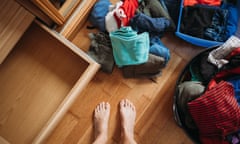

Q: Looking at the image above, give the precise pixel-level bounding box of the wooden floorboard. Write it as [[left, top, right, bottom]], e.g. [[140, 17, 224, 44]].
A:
[[46, 19, 204, 143]]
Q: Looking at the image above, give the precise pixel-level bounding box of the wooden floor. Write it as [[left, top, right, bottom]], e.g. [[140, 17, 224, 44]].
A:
[[44, 18, 205, 143]]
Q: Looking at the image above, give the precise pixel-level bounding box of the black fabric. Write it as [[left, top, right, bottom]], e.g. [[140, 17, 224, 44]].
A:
[[164, 0, 181, 26], [181, 5, 220, 38], [189, 51, 218, 84], [224, 54, 240, 69], [200, 53, 218, 83]]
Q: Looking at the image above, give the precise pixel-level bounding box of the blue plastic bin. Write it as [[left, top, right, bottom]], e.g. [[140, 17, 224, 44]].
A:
[[175, 0, 239, 48]]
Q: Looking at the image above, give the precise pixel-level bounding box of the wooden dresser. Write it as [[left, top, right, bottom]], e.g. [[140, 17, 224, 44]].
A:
[[0, 0, 100, 143], [0, 0, 34, 64]]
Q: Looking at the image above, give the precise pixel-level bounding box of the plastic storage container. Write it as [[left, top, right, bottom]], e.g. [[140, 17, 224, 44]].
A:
[[175, 0, 238, 48]]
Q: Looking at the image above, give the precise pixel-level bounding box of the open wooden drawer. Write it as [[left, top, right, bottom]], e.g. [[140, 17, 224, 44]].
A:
[[0, 21, 100, 144]]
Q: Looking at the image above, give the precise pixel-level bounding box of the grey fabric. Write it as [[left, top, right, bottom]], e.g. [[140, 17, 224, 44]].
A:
[[122, 54, 165, 78], [177, 81, 205, 130], [87, 32, 115, 73]]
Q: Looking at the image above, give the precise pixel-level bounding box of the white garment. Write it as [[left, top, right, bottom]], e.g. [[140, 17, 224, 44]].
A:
[[105, 1, 124, 33], [208, 35, 240, 68]]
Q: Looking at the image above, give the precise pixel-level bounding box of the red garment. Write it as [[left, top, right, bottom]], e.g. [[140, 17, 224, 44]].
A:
[[208, 67, 240, 89], [119, 0, 138, 26], [225, 47, 240, 60], [184, 0, 221, 6], [184, 0, 198, 6], [188, 81, 240, 144], [113, 13, 122, 28]]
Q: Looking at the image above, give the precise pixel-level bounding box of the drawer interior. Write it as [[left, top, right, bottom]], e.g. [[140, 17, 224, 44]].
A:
[[0, 22, 91, 144]]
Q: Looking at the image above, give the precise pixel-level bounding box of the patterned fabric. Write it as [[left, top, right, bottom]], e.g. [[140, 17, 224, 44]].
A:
[[119, 0, 138, 26], [105, 1, 123, 33]]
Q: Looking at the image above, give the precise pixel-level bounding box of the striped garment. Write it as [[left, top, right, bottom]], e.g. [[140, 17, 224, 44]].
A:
[[188, 81, 240, 143]]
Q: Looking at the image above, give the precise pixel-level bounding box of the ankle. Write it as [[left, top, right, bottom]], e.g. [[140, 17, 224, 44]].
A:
[[122, 128, 134, 140], [123, 126, 134, 135], [122, 132, 137, 144], [94, 133, 108, 144]]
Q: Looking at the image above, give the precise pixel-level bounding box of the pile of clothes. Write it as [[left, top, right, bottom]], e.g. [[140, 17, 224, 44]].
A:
[[86, 0, 179, 78], [180, 0, 239, 42], [176, 35, 240, 144]]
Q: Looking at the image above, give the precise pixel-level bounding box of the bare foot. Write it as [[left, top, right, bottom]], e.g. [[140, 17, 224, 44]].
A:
[[120, 99, 137, 144], [93, 102, 110, 144]]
